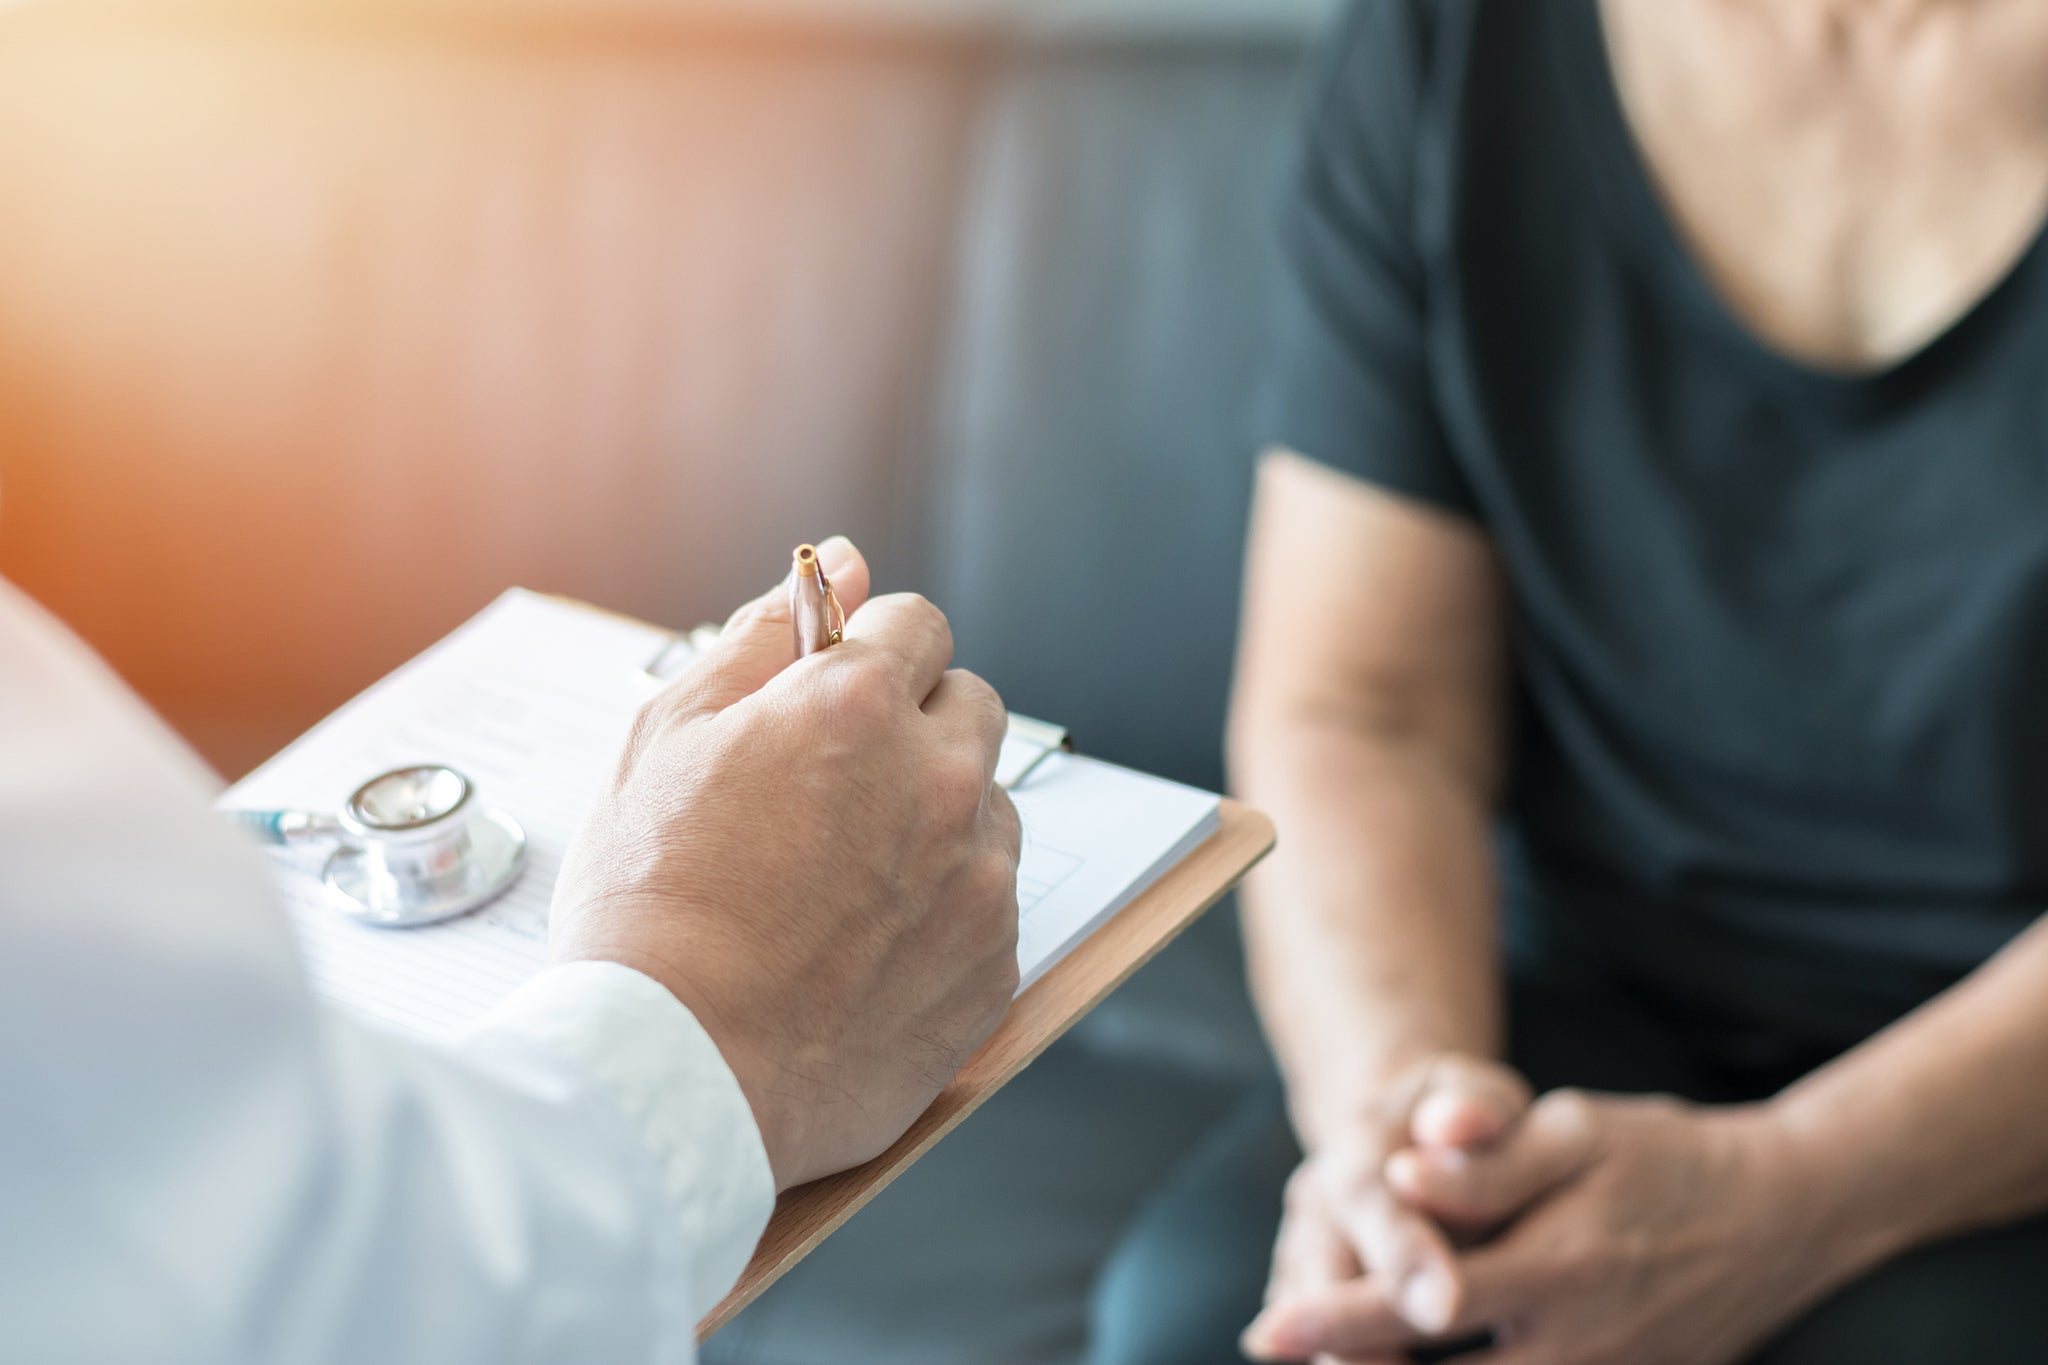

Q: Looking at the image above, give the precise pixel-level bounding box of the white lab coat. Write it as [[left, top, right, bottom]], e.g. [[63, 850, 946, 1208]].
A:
[[0, 579, 775, 1365]]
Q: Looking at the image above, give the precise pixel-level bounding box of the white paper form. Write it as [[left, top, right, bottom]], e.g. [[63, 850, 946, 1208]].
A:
[[223, 591, 1219, 1037]]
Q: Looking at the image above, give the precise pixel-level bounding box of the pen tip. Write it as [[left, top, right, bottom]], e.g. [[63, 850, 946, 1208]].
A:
[[793, 543, 820, 577]]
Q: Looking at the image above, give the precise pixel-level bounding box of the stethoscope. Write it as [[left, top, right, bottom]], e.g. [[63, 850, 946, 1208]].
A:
[[231, 765, 526, 928]]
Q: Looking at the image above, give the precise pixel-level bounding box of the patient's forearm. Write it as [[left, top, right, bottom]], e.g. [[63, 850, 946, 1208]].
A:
[[1230, 451, 1511, 1152], [1770, 913, 2048, 1277], [1234, 706, 1503, 1151]]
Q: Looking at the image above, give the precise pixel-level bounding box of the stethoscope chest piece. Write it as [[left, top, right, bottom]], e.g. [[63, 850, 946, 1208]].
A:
[[322, 766, 527, 927]]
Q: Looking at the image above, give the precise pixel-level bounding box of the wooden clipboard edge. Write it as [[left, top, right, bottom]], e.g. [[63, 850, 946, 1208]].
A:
[[699, 799, 1275, 1337], [531, 595, 1276, 1336]]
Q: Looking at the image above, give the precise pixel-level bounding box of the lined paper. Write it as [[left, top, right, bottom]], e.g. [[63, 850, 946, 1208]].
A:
[[223, 590, 1219, 1036]]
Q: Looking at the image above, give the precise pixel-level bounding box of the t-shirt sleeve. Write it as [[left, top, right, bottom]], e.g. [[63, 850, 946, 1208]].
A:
[[1263, 0, 1474, 517]]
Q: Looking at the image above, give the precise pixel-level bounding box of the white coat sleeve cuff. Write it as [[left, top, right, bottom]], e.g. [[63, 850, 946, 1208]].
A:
[[458, 960, 777, 1319]]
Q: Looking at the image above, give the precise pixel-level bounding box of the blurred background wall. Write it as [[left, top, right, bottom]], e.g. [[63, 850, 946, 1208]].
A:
[[0, 3, 960, 775], [0, 0, 1330, 784]]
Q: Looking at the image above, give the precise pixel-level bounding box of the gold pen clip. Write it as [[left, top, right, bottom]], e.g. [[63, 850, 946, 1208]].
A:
[[792, 543, 844, 657]]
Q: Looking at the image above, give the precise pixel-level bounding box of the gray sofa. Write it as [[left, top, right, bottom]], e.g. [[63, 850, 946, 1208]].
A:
[[0, 2, 1334, 1358]]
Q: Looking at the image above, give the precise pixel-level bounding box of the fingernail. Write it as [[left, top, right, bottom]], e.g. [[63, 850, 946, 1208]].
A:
[[1384, 1149, 1422, 1192], [815, 535, 855, 574], [1402, 1268, 1456, 1334], [1240, 1307, 1311, 1360], [1415, 1093, 1483, 1148], [1238, 1320, 1277, 1359]]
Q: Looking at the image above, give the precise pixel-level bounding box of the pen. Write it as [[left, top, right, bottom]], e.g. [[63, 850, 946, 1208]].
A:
[[791, 542, 845, 658], [786, 541, 1074, 789]]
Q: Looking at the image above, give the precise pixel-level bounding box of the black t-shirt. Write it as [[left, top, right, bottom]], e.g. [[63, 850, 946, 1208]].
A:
[[1267, 0, 2048, 1079]]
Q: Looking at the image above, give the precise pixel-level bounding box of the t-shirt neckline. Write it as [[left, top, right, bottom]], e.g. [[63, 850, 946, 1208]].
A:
[[1545, 0, 2048, 414]]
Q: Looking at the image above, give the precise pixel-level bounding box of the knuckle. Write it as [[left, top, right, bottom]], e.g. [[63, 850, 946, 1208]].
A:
[[882, 590, 953, 647], [985, 946, 1022, 1002], [969, 849, 1021, 919], [930, 748, 990, 818], [622, 682, 705, 764], [1479, 1058, 1535, 1107], [925, 599, 958, 660], [962, 927, 1020, 1014], [1539, 1087, 1598, 1138], [897, 590, 943, 625], [1431, 1053, 1528, 1111], [817, 657, 896, 728], [720, 590, 781, 637], [986, 786, 1023, 853], [952, 668, 1006, 724], [1639, 1089, 1689, 1120]]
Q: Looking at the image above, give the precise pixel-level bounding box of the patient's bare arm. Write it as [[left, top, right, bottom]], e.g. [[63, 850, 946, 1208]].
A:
[[1230, 450, 1518, 1341]]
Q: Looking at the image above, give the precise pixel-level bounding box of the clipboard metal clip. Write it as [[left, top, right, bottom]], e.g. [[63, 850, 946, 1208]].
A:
[[1000, 714, 1074, 791]]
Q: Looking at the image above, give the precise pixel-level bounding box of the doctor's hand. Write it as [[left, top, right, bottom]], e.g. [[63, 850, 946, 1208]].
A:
[[550, 536, 1022, 1190], [1243, 1055, 1533, 1364]]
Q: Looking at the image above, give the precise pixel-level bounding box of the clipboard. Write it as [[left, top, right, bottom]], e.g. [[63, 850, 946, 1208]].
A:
[[225, 588, 1275, 1333], [701, 795, 1273, 1334], [570, 599, 1277, 1334]]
